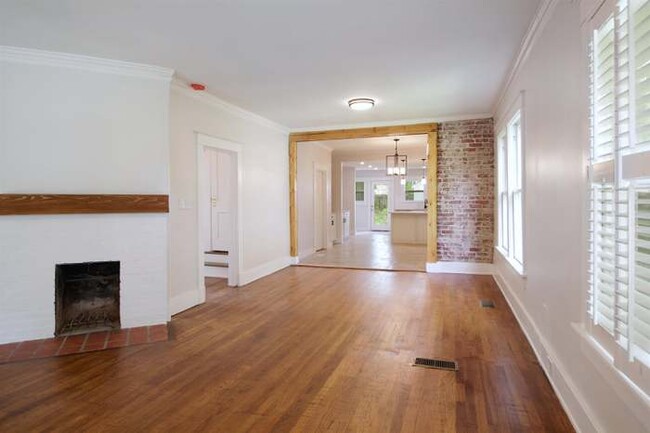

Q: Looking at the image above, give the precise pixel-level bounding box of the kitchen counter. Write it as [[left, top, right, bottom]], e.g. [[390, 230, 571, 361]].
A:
[[390, 211, 427, 244]]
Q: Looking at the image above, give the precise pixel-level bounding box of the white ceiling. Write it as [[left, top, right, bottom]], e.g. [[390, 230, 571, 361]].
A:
[[0, 0, 541, 129]]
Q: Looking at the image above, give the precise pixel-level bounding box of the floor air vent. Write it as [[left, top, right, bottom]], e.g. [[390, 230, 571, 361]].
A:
[[480, 300, 496, 308], [412, 358, 458, 371]]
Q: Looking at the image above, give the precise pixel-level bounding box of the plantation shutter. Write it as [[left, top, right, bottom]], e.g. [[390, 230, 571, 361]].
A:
[[590, 12, 621, 338], [629, 0, 650, 367], [589, 0, 650, 373], [634, 190, 650, 365]]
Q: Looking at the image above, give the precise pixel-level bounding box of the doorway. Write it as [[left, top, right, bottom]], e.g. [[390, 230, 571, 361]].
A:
[[204, 147, 233, 252], [197, 133, 242, 296], [370, 181, 391, 231], [289, 124, 438, 269]]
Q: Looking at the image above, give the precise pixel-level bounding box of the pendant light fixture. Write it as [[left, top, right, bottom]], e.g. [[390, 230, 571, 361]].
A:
[[421, 158, 427, 185], [386, 138, 408, 177]]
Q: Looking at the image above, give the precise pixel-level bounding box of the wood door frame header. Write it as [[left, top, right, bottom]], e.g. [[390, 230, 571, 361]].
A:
[[289, 122, 438, 143], [289, 121, 439, 264]]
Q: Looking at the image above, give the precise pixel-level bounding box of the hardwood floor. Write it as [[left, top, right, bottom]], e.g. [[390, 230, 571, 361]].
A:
[[299, 232, 426, 272], [0, 268, 574, 433]]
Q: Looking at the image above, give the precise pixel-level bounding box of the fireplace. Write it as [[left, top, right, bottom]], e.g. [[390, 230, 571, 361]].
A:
[[55, 261, 121, 336]]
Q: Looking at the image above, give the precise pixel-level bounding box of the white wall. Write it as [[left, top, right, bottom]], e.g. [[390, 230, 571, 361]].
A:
[[297, 143, 332, 258], [0, 48, 172, 343], [493, 2, 649, 432], [169, 84, 290, 314]]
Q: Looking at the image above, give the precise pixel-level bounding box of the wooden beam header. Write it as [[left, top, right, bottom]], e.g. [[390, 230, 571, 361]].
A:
[[290, 122, 438, 143]]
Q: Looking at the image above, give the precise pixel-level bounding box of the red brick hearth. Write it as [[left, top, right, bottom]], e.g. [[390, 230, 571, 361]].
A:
[[0, 324, 169, 364]]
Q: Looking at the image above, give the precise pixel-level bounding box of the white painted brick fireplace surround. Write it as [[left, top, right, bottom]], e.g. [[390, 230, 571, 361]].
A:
[[0, 47, 173, 344]]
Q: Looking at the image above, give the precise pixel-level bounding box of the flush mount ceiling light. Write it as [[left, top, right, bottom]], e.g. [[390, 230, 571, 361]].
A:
[[348, 98, 375, 111]]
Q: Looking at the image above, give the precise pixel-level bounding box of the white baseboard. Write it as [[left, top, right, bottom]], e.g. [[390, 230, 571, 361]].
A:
[[493, 270, 602, 433], [170, 289, 201, 316], [289, 256, 299, 265], [239, 256, 293, 286], [426, 261, 494, 274]]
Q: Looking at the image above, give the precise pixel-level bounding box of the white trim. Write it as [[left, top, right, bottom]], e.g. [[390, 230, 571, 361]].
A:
[[239, 256, 293, 286], [579, 0, 609, 25], [170, 290, 201, 316], [493, 270, 604, 433], [196, 133, 244, 295], [494, 246, 526, 277], [493, 0, 560, 113], [572, 322, 650, 423], [0, 45, 174, 80], [290, 113, 493, 133], [197, 133, 243, 153], [289, 256, 300, 265], [425, 261, 494, 275], [172, 79, 290, 134]]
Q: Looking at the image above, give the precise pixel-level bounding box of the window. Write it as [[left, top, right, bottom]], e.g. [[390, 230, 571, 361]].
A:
[[497, 109, 524, 271], [355, 181, 365, 202], [404, 179, 425, 202], [587, 0, 650, 390]]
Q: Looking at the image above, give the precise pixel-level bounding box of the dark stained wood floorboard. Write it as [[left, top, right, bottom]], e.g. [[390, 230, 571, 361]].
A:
[[0, 268, 574, 433]]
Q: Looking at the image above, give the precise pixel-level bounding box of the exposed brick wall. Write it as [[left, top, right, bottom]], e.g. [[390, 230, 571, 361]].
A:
[[437, 118, 494, 263]]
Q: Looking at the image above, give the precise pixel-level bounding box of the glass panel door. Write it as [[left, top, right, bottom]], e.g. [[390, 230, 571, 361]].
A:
[[371, 182, 390, 231]]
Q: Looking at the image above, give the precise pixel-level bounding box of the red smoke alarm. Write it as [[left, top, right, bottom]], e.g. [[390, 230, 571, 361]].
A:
[[190, 83, 206, 91]]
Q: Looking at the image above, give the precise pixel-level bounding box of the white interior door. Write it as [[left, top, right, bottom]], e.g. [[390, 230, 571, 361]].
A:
[[370, 181, 391, 231], [314, 169, 326, 250], [201, 149, 213, 252], [209, 149, 232, 252]]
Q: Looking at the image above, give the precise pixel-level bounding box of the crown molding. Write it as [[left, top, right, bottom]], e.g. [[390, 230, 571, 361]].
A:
[[0, 46, 174, 80], [493, 0, 561, 114], [171, 79, 290, 135], [289, 113, 493, 134]]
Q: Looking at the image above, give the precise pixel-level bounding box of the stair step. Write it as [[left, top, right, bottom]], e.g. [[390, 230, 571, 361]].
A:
[[204, 266, 228, 278], [205, 262, 228, 268], [204, 252, 229, 265]]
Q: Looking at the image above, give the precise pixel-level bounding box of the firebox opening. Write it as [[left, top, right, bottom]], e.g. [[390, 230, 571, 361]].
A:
[[55, 261, 121, 336]]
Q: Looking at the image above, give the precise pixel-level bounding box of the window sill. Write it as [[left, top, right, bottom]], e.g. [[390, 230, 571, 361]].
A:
[[571, 323, 650, 423], [495, 246, 526, 278]]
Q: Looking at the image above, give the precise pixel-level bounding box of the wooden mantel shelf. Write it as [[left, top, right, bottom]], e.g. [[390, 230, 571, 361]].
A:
[[0, 194, 169, 215]]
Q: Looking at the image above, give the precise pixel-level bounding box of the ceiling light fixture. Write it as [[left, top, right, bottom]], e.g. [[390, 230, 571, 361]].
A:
[[386, 139, 408, 177], [348, 98, 375, 111], [360, 161, 365, 165], [421, 158, 427, 185]]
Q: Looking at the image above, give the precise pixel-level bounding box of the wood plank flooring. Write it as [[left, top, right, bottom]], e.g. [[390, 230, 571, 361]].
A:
[[299, 232, 426, 272], [0, 267, 574, 433]]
